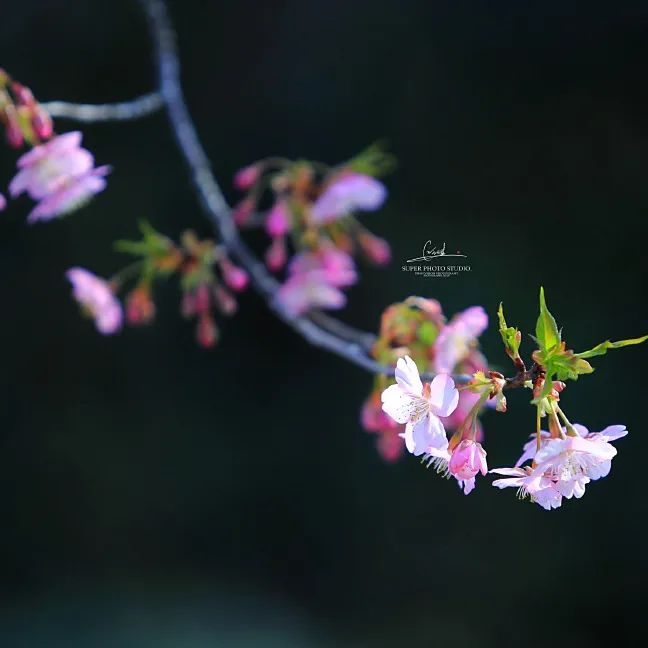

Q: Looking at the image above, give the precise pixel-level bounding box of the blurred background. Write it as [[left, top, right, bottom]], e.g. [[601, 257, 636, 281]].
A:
[[0, 0, 647, 645]]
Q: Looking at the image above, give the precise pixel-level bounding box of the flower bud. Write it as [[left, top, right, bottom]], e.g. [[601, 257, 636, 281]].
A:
[[233, 197, 255, 227], [233, 163, 261, 190], [194, 283, 211, 313], [220, 258, 248, 292], [196, 312, 218, 348], [358, 231, 391, 265], [213, 284, 238, 316], [265, 200, 290, 237], [448, 439, 488, 480], [4, 105, 23, 148], [181, 291, 196, 318], [126, 286, 156, 325], [265, 235, 287, 272], [31, 106, 53, 140], [11, 82, 34, 106]]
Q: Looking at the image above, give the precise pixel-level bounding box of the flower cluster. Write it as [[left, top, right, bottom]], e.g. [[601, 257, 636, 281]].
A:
[[233, 145, 393, 315], [492, 424, 627, 510], [362, 297, 490, 462], [0, 69, 108, 222], [67, 222, 248, 346], [378, 289, 646, 508]]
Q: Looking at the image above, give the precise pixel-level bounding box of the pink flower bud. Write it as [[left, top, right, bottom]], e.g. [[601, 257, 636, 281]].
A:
[[194, 283, 211, 313], [265, 235, 287, 272], [126, 287, 156, 325], [265, 200, 290, 237], [4, 106, 23, 149], [181, 291, 196, 318], [220, 259, 248, 292], [11, 82, 34, 106], [233, 197, 254, 226], [233, 164, 261, 190], [31, 107, 53, 140], [448, 440, 488, 480], [196, 312, 218, 348], [358, 231, 391, 265], [213, 284, 238, 316]]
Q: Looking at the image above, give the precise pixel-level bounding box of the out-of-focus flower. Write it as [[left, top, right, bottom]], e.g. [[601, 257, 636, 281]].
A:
[[265, 235, 287, 272], [0, 192, 6, 211], [433, 306, 488, 373], [197, 311, 219, 348], [125, 285, 156, 325], [277, 272, 347, 316], [9, 131, 109, 223], [265, 200, 290, 237], [233, 164, 261, 190], [219, 258, 248, 292], [357, 230, 391, 265], [381, 355, 458, 456], [66, 267, 122, 335], [361, 392, 404, 462], [233, 197, 255, 226], [448, 439, 488, 481], [310, 172, 386, 224], [276, 247, 357, 316]]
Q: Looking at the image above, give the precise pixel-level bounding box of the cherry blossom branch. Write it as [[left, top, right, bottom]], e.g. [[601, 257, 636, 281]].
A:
[[41, 92, 163, 122], [137, 0, 473, 385]]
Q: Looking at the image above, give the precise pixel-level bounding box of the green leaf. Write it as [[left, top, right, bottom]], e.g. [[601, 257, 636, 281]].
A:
[[497, 302, 521, 359], [552, 353, 594, 381], [417, 320, 438, 347], [576, 335, 648, 359], [535, 287, 560, 358], [344, 142, 397, 177]]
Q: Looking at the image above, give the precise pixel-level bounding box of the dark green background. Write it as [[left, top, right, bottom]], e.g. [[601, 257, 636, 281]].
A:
[[0, 1, 646, 646]]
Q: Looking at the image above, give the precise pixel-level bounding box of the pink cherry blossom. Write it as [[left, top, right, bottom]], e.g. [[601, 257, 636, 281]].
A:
[[422, 446, 477, 495], [66, 267, 122, 335], [448, 439, 488, 481], [495, 423, 627, 507], [381, 355, 458, 456], [310, 172, 386, 224], [491, 467, 563, 510], [9, 131, 109, 223], [433, 306, 488, 373]]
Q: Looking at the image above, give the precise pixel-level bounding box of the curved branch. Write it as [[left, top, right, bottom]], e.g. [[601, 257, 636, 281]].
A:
[[41, 92, 163, 122], [138, 0, 469, 385]]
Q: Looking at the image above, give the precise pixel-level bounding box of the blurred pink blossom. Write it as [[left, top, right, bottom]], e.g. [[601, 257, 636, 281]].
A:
[[277, 247, 358, 315], [9, 131, 109, 223], [433, 306, 488, 374], [66, 267, 122, 335], [310, 172, 386, 224]]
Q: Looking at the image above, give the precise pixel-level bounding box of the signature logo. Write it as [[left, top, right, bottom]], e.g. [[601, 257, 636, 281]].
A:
[[406, 241, 467, 263], [402, 241, 471, 278]]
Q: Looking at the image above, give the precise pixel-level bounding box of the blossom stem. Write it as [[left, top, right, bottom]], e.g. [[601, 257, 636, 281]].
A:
[[40, 93, 163, 122]]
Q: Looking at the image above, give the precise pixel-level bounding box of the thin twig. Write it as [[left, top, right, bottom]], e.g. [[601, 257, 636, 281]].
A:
[[41, 92, 163, 122]]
